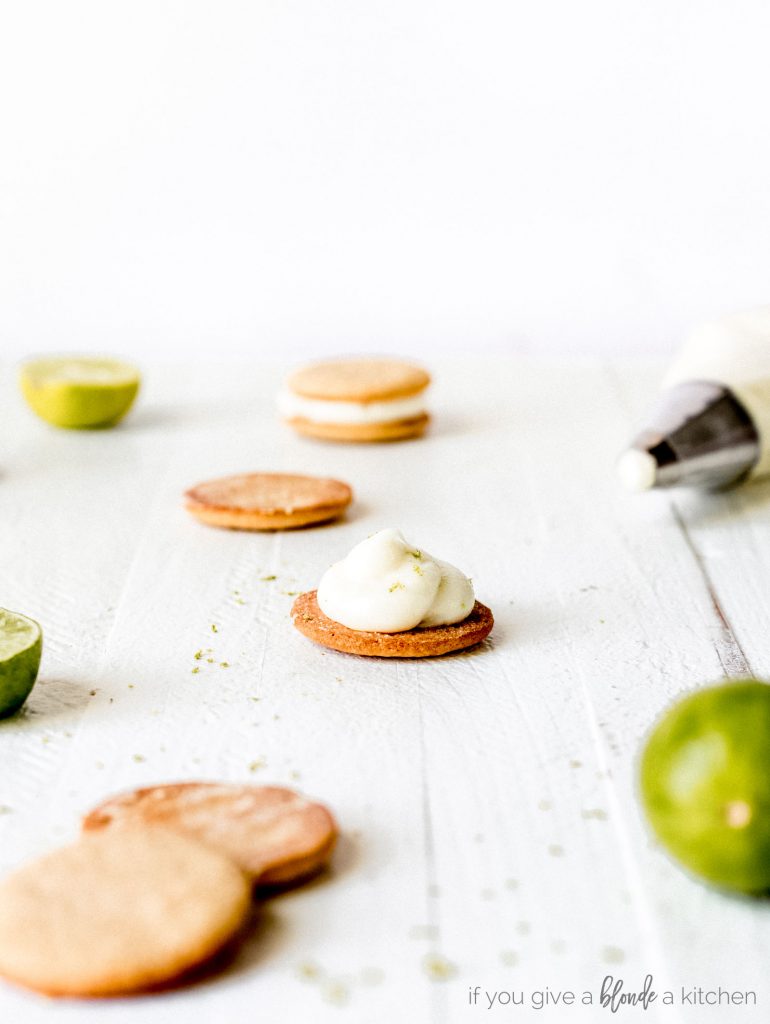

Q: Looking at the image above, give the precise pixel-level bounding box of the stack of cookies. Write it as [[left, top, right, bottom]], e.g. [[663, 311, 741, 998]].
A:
[[0, 783, 337, 998]]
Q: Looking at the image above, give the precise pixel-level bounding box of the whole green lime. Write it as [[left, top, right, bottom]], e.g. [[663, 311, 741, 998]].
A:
[[20, 356, 140, 429], [640, 680, 770, 893], [0, 609, 43, 718]]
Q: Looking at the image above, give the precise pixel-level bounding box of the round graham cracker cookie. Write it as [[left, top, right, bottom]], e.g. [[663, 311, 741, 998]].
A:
[[184, 472, 352, 531], [83, 783, 338, 887], [291, 591, 494, 658], [0, 828, 250, 998], [287, 413, 429, 443], [288, 358, 430, 402]]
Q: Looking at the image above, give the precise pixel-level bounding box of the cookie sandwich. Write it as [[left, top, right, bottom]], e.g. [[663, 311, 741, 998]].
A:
[[278, 358, 430, 442], [292, 528, 493, 657]]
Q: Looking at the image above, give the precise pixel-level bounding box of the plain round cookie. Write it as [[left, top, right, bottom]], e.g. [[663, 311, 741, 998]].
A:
[[184, 472, 352, 531], [287, 358, 430, 402], [291, 591, 494, 658], [83, 783, 338, 887], [0, 828, 250, 998], [287, 413, 429, 443]]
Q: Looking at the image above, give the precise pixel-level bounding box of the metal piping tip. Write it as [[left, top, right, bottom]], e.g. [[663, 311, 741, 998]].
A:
[[618, 381, 760, 491], [617, 449, 657, 492]]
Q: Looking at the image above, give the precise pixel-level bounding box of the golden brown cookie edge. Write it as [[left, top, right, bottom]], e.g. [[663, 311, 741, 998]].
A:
[[291, 591, 494, 658], [185, 502, 349, 531], [286, 413, 429, 443]]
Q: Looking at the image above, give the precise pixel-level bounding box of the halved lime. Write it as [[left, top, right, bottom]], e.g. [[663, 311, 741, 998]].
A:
[[0, 609, 42, 718], [20, 356, 141, 429], [640, 680, 770, 893]]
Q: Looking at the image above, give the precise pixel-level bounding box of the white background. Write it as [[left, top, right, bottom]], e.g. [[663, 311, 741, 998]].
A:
[[3, 0, 770, 363]]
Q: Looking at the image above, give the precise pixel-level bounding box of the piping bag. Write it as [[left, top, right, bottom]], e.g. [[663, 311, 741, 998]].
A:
[[618, 307, 770, 491]]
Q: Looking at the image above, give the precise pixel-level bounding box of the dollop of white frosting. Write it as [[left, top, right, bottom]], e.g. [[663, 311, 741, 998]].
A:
[[317, 528, 474, 632]]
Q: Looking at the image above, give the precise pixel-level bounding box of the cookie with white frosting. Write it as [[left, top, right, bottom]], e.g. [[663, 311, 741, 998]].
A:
[[291, 529, 493, 657], [278, 358, 430, 442]]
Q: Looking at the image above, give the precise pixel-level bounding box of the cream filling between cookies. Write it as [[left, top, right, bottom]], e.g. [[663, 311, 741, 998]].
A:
[[277, 390, 427, 425], [317, 528, 474, 632]]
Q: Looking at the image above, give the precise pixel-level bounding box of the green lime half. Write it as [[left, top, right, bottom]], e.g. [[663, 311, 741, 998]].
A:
[[20, 356, 141, 429], [0, 609, 42, 718], [640, 680, 770, 893]]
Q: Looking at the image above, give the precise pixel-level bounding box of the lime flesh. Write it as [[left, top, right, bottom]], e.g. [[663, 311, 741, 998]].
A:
[[640, 680, 770, 893], [0, 610, 43, 718], [20, 356, 140, 429]]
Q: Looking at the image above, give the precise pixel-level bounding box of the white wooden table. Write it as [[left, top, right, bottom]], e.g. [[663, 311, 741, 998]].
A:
[[1, 357, 768, 1024]]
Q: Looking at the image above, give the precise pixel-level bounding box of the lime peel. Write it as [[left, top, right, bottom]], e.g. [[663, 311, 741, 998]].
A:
[[641, 679, 770, 894], [20, 356, 140, 429], [0, 609, 43, 718]]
